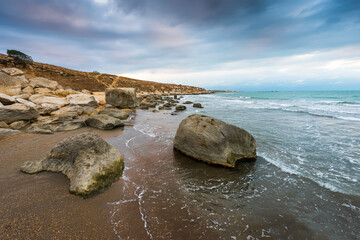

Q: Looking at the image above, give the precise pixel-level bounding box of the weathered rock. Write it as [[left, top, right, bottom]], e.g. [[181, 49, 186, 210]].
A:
[[50, 109, 78, 119], [22, 86, 35, 95], [0, 103, 39, 123], [54, 120, 86, 132], [66, 93, 99, 107], [34, 87, 52, 94], [183, 101, 193, 104], [29, 77, 59, 90], [174, 114, 256, 168], [14, 94, 31, 100], [85, 114, 124, 130], [65, 105, 84, 115], [105, 88, 136, 108], [38, 103, 59, 115], [0, 121, 9, 128], [193, 103, 203, 108], [26, 124, 54, 134], [16, 98, 38, 108], [1, 67, 24, 76], [21, 132, 124, 197], [0, 93, 16, 105], [10, 120, 29, 130], [12, 75, 28, 88], [82, 106, 98, 115], [0, 72, 21, 96], [0, 128, 21, 140], [98, 108, 129, 120], [29, 94, 69, 107], [175, 105, 186, 111]]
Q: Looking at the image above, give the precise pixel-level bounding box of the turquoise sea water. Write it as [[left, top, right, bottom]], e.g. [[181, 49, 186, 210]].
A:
[[186, 91, 360, 196]]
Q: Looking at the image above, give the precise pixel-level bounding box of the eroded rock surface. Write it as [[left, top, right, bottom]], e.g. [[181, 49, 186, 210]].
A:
[[21, 132, 124, 197], [105, 88, 136, 108], [174, 114, 256, 168]]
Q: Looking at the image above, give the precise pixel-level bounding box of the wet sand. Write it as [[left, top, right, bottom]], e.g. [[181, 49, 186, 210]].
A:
[[0, 127, 125, 240]]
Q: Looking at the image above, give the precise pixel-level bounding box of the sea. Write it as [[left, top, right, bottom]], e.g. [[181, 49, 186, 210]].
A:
[[107, 91, 360, 239]]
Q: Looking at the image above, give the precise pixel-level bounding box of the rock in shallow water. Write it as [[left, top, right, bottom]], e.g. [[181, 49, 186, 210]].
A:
[[174, 114, 256, 168], [21, 132, 124, 197]]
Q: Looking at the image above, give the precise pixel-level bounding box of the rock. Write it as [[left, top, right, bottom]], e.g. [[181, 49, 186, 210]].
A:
[[105, 88, 136, 108], [50, 109, 78, 119], [22, 86, 34, 95], [26, 124, 54, 134], [163, 103, 173, 108], [34, 87, 52, 94], [103, 104, 113, 109], [82, 106, 98, 115], [85, 115, 124, 130], [0, 72, 21, 96], [0, 128, 21, 140], [183, 101, 193, 104], [29, 94, 69, 107], [54, 120, 86, 132], [193, 103, 203, 108], [12, 75, 28, 88], [98, 108, 129, 120], [173, 114, 256, 168], [16, 98, 38, 108], [10, 120, 29, 130], [0, 93, 16, 105], [14, 94, 31, 100], [175, 105, 186, 111], [29, 77, 59, 90], [1, 68, 24, 76], [0, 103, 39, 123], [66, 93, 99, 107], [65, 105, 84, 115], [38, 103, 59, 115], [0, 121, 9, 128], [20, 132, 124, 197]]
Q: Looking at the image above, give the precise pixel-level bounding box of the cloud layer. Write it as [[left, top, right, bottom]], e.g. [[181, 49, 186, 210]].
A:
[[0, 0, 359, 90]]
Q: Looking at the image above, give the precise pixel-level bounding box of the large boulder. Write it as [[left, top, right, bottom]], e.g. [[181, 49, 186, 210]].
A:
[[0, 103, 39, 123], [98, 108, 129, 120], [66, 93, 99, 107], [85, 114, 124, 130], [0, 72, 22, 96], [21, 132, 124, 197], [1, 67, 24, 76], [105, 88, 136, 108], [29, 77, 59, 90], [29, 94, 69, 107], [173, 114, 256, 168]]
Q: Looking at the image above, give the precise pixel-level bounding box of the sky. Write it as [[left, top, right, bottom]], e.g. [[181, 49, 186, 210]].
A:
[[0, 0, 359, 91]]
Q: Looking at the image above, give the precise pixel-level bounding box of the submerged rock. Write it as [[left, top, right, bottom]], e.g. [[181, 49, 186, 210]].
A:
[[193, 103, 203, 108], [175, 105, 186, 111], [174, 114, 256, 168], [105, 88, 136, 108], [21, 132, 124, 197], [85, 114, 124, 130]]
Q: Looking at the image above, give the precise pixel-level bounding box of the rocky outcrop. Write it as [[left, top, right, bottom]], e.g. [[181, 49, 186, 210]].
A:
[[0, 72, 22, 96], [21, 132, 124, 197], [85, 115, 124, 130], [66, 93, 99, 107], [98, 108, 129, 120], [1, 67, 24, 76], [0, 103, 39, 123], [29, 94, 69, 107], [29, 77, 59, 90], [174, 114, 256, 168], [105, 88, 136, 108], [0, 93, 16, 105]]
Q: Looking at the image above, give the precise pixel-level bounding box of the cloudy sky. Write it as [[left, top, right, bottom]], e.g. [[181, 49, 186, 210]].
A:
[[0, 0, 359, 90]]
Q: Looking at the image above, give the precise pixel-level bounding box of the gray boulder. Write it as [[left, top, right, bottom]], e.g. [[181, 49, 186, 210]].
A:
[[0, 93, 16, 105], [174, 114, 256, 168], [98, 108, 129, 120], [0, 103, 39, 123], [29, 77, 59, 90], [105, 88, 136, 108], [85, 114, 124, 130], [21, 132, 124, 197], [0, 128, 21, 140]]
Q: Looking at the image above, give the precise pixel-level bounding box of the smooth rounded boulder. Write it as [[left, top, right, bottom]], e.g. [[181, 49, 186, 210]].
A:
[[21, 132, 124, 197], [105, 88, 136, 108], [174, 114, 256, 168]]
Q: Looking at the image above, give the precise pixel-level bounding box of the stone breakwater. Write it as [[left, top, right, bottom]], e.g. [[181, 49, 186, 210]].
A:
[[0, 67, 207, 139]]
